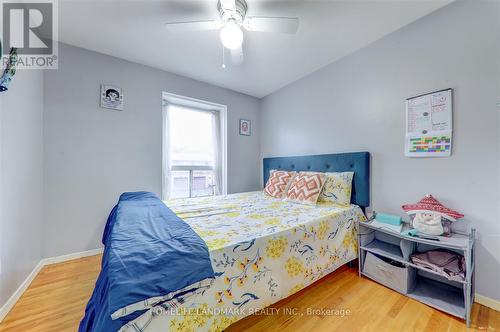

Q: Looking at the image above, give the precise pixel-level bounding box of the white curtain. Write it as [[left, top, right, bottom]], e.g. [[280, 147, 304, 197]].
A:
[[162, 105, 172, 200], [211, 110, 223, 195]]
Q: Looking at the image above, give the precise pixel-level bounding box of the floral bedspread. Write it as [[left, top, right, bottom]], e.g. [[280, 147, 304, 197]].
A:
[[120, 192, 366, 332]]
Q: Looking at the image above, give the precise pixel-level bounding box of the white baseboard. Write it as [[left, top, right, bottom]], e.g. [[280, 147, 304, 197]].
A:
[[475, 293, 500, 312], [0, 260, 44, 322], [41, 247, 103, 266], [0, 247, 103, 323]]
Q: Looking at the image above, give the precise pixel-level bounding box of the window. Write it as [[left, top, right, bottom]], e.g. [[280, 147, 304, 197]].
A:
[[162, 93, 226, 199]]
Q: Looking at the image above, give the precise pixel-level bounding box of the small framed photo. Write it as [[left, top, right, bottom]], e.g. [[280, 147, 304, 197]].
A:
[[100, 84, 124, 111], [239, 119, 251, 136]]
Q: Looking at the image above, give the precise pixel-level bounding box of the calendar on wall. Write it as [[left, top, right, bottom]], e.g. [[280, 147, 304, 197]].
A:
[[405, 88, 453, 157]]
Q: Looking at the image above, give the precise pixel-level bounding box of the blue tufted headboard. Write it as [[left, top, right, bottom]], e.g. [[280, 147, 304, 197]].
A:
[[263, 152, 370, 209]]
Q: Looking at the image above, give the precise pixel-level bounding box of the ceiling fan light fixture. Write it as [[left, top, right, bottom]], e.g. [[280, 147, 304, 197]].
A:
[[220, 20, 243, 50]]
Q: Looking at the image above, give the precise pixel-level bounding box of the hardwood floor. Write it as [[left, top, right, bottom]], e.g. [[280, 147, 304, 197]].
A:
[[0, 255, 101, 332], [0, 255, 498, 331]]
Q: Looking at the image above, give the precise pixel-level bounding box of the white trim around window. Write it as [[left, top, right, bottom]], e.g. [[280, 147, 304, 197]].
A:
[[162, 92, 228, 199]]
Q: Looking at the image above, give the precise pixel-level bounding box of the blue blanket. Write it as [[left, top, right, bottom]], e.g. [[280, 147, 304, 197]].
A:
[[79, 192, 215, 332]]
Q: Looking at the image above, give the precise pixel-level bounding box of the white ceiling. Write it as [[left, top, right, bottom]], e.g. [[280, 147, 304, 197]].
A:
[[58, 0, 453, 98]]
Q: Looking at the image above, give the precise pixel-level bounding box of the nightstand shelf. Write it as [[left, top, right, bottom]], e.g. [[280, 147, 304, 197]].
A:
[[408, 276, 465, 318], [361, 239, 404, 262], [357, 220, 475, 327]]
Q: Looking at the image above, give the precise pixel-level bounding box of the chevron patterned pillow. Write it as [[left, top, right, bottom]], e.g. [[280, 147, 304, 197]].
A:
[[264, 170, 296, 198], [286, 171, 326, 205]]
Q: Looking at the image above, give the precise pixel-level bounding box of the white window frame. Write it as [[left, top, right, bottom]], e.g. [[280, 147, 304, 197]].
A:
[[162, 92, 228, 198]]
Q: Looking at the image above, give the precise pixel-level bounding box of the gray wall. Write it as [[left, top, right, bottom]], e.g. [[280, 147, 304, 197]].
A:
[[261, 0, 500, 300], [0, 69, 44, 307], [43, 43, 261, 257]]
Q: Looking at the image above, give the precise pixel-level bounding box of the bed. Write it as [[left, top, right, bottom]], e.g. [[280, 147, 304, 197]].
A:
[[81, 152, 370, 332]]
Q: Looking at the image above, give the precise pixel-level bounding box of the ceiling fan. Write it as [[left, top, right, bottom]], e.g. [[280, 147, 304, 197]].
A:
[[164, 0, 299, 66]]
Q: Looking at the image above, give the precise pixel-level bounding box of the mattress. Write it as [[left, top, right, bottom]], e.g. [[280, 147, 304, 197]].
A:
[[120, 191, 366, 332]]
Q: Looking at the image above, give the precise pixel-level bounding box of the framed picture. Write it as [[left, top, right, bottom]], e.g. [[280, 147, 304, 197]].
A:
[[100, 84, 124, 111], [239, 119, 251, 136]]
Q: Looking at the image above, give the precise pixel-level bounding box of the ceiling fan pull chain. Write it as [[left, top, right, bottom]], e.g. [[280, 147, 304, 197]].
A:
[[221, 46, 226, 69]]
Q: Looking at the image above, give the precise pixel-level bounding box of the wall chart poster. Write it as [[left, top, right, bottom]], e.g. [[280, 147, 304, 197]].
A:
[[405, 88, 452, 157]]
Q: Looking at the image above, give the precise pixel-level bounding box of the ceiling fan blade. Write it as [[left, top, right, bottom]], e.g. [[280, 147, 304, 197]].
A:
[[243, 17, 299, 34], [220, 0, 236, 10], [164, 20, 221, 32], [230, 46, 244, 65], [220, 0, 236, 11]]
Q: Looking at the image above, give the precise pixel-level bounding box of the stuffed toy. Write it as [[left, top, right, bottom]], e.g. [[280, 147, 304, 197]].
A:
[[402, 195, 463, 236]]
